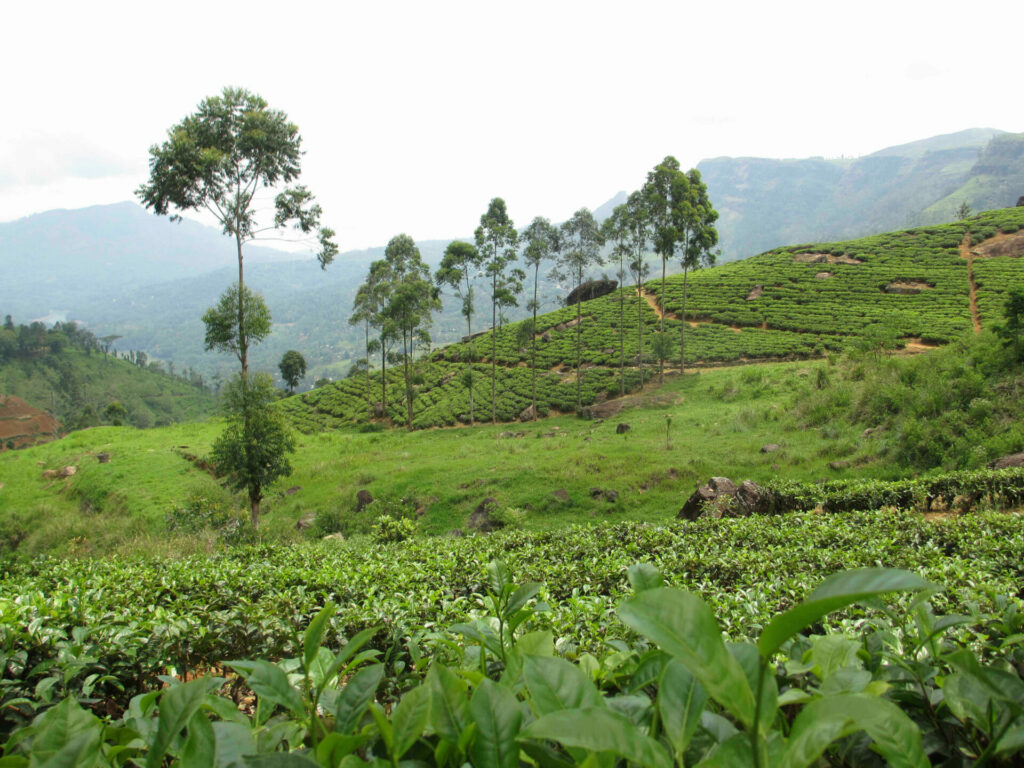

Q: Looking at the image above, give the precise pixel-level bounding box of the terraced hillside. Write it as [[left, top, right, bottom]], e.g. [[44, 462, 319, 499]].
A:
[[282, 207, 1024, 430]]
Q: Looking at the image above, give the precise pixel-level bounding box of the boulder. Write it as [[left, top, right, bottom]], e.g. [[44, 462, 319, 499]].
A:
[[58, 466, 77, 478], [296, 513, 316, 530], [499, 431, 516, 439], [552, 488, 570, 502], [322, 532, 345, 541], [603, 489, 619, 503], [616, 423, 631, 434], [733, 480, 773, 516], [41, 469, 59, 480], [828, 460, 850, 470], [285, 485, 302, 495], [519, 404, 537, 422], [355, 489, 374, 511], [589, 487, 604, 499], [540, 331, 552, 343], [566, 278, 618, 306], [678, 477, 738, 521], [988, 452, 1024, 470], [467, 497, 503, 532], [96, 452, 111, 464], [760, 443, 780, 453]]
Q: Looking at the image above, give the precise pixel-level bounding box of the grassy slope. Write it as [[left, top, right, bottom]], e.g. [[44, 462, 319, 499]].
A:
[[2, 360, 899, 557]]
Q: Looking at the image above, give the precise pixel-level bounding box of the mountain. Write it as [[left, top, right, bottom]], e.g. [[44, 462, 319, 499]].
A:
[[694, 128, 1024, 259]]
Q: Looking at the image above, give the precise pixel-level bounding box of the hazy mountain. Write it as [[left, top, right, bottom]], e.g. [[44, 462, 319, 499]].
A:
[[693, 128, 1024, 258]]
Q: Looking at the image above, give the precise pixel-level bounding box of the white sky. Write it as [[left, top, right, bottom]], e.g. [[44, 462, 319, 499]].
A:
[[2, 0, 1022, 251]]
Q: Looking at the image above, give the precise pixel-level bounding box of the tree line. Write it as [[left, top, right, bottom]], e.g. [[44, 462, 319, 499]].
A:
[[349, 157, 719, 430]]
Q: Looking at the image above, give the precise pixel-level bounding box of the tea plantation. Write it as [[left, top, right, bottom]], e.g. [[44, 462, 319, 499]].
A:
[[284, 207, 1024, 431]]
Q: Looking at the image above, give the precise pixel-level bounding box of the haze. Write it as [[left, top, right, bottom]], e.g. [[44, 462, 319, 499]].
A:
[[3, 0, 1021, 251]]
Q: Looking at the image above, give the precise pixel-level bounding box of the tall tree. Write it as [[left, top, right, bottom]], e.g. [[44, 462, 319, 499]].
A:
[[674, 169, 719, 370], [137, 87, 337, 375], [436, 240, 483, 424], [202, 284, 272, 368], [518, 217, 560, 418], [278, 350, 307, 394], [382, 235, 441, 430], [474, 198, 519, 423], [603, 192, 649, 395], [350, 262, 393, 414], [557, 208, 605, 411]]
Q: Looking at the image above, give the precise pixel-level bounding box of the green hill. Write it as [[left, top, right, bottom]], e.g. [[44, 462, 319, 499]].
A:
[[280, 207, 1024, 431], [0, 319, 217, 432]]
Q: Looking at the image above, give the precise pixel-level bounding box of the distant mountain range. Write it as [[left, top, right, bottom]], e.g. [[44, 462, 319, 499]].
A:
[[2, 127, 1022, 383]]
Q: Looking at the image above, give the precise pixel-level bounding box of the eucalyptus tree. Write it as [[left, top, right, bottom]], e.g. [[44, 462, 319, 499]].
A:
[[603, 191, 649, 395], [382, 235, 441, 430], [137, 87, 337, 376], [674, 169, 718, 370], [474, 198, 520, 423], [350, 261, 393, 413], [518, 217, 560, 417], [557, 208, 605, 411], [436, 241, 483, 424], [202, 284, 272, 368]]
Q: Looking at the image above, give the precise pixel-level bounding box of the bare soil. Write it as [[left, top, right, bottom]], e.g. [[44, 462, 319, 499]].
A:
[[793, 252, 864, 265], [959, 232, 983, 333], [0, 394, 60, 449], [970, 229, 1024, 259]]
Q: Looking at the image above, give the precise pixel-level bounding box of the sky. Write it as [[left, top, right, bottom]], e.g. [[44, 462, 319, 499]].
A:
[[2, 0, 1022, 252]]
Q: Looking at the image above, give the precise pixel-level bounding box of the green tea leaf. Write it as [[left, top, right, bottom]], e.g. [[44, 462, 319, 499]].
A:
[[147, 677, 220, 768], [521, 707, 671, 768], [618, 588, 755, 728], [627, 563, 663, 593], [759, 569, 932, 659], [469, 679, 523, 768], [427, 664, 470, 743], [658, 659, 707, 757], [303, 603, 337, 672], [523, 655, 604, 715], [391, 684, 430, 760], [227, 660, 305, 719], [335, 664, 385, 734]]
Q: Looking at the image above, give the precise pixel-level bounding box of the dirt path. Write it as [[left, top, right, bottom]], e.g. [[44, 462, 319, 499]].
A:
[[960, 232, 982, 334], [638, 287, 676, 320]]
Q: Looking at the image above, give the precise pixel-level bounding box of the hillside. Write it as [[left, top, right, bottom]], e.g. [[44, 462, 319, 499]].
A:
[[698, 128, 1024, 258], [0, 318, 217, 432], [279, 206, 1024, 431]]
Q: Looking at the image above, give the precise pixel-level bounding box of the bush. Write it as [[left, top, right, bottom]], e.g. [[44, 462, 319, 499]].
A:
[[371, 515, 415, 543]]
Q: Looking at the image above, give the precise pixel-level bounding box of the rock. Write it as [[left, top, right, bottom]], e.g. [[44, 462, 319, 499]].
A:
[[519, 404, 537, 421], [828, 460, 850, 470], [678, 477, 738, 521], [988, 452, 1024, 470], [285, 485, 302, 495], [1017, 196, 1024, 207], [467, 497, 503, 532], [41, 469, 59, 480], [296, 513, 316, 530], [616, 423, 631, 434], [760, 443, 780, 453], [566, 278, 618, 306], [861, 427, 876, 438], [499, 431, 516, 439], [552, 488, 570, 501], [590, 487, 604, 499], [448, 528, 464, 538], [540, 331, 551, 342], [355, 489, 374, 511], [814, 272, 834, 280], [97, 452, 111, 464], [372, 402, 385, 418], [734, 480, 773, 516], [322, 532, 345, 541], [58, 466, 77, 478], [414, 506, 426, 517], [603, 489, 619, 503]]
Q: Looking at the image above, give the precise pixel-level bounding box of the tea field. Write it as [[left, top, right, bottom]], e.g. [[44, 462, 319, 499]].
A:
[[288, 207, 1024, 430]]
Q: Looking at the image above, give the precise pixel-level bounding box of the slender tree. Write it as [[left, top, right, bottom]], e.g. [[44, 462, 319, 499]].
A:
[[556, 208, 605, 411], [202, 284, 272, 368], [518, 217, 560, 418], [436, 241, 483, 424], [352, 260, 395, 414], [137, 87, 337, 376], [382, 235, 441, 430], [603, 192, 649, 395], [474, 199, 519, 423], [675, 169, 719, 371]]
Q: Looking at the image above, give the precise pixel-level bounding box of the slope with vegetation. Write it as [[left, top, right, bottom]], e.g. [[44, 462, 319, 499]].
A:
[[281, 207, 1024, 431]]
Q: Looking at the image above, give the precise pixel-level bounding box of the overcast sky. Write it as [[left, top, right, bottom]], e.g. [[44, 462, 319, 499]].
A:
[[2, 0, 1022, 251]]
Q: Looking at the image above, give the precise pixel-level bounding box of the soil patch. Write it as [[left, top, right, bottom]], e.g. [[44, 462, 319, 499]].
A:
[[959, 232, 982, 333], [0, 395, 60, 449], [793, 252, 864, 265], [971, 229, 1024, 259], [884, 281, 934, 295]]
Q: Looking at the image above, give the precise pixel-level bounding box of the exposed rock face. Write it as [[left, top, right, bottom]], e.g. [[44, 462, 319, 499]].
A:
[[616, 423, 631, 434], [678, 477, 774, 519], [746, 285, 763, 301], [355, 489, 374, 511], [988, 452, 1024, 469], [467, 497, 503, 532], [566, 278, 618, 306]]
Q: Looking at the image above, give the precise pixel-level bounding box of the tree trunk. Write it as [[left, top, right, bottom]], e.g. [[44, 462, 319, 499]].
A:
[[236, 231, 247, 375], [466, 292, 474, 426], [575, 271, 583, 412], [531, 264, 539, 418], [250, 495, 260, 529], [380, 340, 387, 413], [637, 286, 644, 386], [403, 329, 413, 431], [364, 319, 371, 413], [491, 274, 497, 424], [680, 267, 688, 373], [619, 253, 625, 397], [659, 255, 666, 383]]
